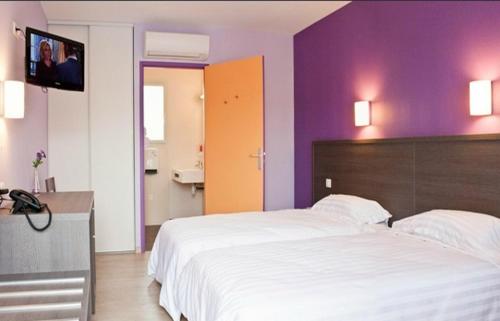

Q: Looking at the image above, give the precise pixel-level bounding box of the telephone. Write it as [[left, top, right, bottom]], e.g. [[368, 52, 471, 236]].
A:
[[9, 189, 52, 232]]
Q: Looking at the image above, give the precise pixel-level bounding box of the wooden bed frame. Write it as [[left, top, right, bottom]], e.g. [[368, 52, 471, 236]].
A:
[[312, 134, 500, 222]]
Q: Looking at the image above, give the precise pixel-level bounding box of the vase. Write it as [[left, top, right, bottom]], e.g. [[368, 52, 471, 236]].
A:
[[33, 168, 41, 194]]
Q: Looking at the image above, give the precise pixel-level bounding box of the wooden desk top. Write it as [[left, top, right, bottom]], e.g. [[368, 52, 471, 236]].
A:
[[0, 191, 94, 217]]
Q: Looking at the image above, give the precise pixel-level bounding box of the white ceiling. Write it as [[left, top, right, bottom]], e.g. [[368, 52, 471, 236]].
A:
[[40, 1, 349, 35]]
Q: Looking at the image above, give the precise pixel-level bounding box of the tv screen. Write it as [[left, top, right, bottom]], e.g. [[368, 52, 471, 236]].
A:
[[25, 27, 84, 92]]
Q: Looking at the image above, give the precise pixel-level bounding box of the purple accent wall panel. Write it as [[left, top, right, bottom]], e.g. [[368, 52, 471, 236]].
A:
[[294, 1, 500, 208]]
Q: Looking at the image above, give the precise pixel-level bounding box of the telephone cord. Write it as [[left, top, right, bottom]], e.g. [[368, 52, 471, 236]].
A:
[[22, 204, 53, 232]]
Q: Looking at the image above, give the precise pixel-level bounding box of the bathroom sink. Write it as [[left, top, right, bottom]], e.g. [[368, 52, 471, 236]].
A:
[[172, 168, 204, 184]]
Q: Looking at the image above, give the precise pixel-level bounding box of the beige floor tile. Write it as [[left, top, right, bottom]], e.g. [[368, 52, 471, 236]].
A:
[[91, 253, 174, 321]]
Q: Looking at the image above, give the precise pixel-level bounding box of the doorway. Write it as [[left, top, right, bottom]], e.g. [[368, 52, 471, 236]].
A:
[[139, 57, 264, 252], [140, 62, 205, 251]]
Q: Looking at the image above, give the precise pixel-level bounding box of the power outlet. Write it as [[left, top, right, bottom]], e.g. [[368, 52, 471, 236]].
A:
[[325, 178, 332, 189]]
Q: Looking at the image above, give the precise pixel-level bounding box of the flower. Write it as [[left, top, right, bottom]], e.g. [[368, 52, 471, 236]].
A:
[[32, 149, 47, 168]]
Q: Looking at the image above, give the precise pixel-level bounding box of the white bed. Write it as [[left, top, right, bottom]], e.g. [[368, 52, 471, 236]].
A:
[[148, 208, 383, 321], [175, 230, 500, 321]]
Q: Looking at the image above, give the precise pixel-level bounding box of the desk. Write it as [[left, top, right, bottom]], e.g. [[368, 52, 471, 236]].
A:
[[0, 192, 95, 314]]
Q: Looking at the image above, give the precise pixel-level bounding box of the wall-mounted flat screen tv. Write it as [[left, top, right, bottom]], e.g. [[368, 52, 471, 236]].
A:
[[25, 27, 84, 92]]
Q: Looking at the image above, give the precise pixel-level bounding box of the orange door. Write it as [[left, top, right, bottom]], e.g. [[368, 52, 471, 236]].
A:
[[204, 56, 264, 214]]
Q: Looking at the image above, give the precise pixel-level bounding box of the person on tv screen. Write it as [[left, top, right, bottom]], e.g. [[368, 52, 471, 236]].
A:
[[35, 40, 57, 84], [57, 43, 82, 86]]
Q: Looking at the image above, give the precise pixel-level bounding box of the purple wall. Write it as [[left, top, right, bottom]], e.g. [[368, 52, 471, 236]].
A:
[[294, 1, 500, 208], [0, 2, 47, 190]]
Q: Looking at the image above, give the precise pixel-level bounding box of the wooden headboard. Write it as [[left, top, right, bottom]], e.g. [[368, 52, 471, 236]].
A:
[[313, 134, 500, 222]]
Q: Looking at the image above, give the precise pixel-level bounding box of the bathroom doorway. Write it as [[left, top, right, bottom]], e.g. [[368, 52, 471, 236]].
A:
[[139, 57, 264, 252], [140, 63, 205, 250]]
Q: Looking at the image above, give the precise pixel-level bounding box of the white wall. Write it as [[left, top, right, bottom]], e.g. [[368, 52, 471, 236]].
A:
[[48, 25, 90, 191], [48, 23, 135, 252], [89, 25, 135, 252], [144, 67, 204, 225]]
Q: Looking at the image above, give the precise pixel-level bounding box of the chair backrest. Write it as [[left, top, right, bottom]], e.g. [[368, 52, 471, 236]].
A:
[[45, 177, 56, 192]]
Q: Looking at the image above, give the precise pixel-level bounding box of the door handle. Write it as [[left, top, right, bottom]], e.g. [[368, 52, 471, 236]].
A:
[[249, 148, 265, 171]]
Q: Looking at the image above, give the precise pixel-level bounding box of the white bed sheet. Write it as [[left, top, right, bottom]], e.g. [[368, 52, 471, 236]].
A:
[[148, 209, 372, 320], [175, 231, 500, 321]]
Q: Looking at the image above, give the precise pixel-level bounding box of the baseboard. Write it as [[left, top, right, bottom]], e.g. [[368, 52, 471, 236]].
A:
[[145, 225, 161, 251], [96, 250, 136, 255]]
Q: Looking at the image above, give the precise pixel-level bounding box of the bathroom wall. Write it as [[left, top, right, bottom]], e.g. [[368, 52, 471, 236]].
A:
[[0, 2, 48, 190], [144, 67, 204, 224]]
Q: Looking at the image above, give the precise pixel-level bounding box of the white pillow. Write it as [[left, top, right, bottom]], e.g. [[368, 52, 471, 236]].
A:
[[393, 209, 500, 266], [311, 194, 392, 224]]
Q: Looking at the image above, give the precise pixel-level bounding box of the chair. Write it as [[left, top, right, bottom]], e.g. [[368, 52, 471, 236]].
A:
[[45, 177, 56, 192]]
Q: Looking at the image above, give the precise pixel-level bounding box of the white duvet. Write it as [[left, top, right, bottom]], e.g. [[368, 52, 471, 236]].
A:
[[175, 231, 500, 321], [148, 209, 372, 321]]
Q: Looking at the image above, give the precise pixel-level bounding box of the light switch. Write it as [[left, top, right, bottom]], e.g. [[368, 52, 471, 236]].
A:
[[325, 178, 332, 189]]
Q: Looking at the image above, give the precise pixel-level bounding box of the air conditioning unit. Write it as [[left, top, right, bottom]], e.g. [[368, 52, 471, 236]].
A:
[[144, 31, 210, 61]]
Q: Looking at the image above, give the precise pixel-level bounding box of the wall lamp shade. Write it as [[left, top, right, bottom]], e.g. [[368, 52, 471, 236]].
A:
[[470, 80, 492, 116], [0, 80, 25, 119], [354, 101, 371, 126]]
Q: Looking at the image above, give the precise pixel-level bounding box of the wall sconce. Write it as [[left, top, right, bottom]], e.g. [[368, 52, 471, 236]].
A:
[[469, 80, 492, 116], [0, 80, 25, 119], [354, 101, 371, 126]]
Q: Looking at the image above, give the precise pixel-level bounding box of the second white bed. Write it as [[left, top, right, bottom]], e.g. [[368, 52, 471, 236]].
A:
[[175, 230, 500, 321]]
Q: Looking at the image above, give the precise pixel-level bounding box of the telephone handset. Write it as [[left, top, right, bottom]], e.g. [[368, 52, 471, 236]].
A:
[[9, 189, 52, 232], [10, 189, 43, 212]]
